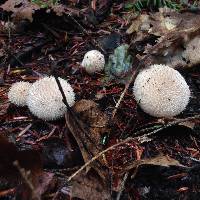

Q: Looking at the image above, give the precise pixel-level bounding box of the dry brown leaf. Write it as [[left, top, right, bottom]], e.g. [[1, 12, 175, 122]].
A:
[[179, 121, 195, 129], [120, 154, 184, 174], [74, 99, 109, 144], [126, 14, 150, 34], [149, 8, 180, 36], [65, 100, 110, 180], [51, 4, 65, 16], [128, 9, 200, 68], [0, 0, 40, 22], [142, 13, 200, 68], [34, 172, 56, 197], [0, 0, 80, 22], [71, 172, 110, 200]]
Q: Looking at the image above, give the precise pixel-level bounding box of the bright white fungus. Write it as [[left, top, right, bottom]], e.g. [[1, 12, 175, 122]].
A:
[[183, 37, 200, 65], [81, 50, 105, 74], [8, 81, 32, 106], [27, 76, 75, 121], [133, 64, 190, 117]]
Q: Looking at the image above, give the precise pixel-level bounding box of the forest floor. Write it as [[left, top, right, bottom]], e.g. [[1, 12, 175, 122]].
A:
[[0, 0, 200, 199]]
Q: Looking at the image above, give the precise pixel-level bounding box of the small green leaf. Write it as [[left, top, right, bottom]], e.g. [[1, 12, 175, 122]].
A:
[[124, 2, 135, 10]]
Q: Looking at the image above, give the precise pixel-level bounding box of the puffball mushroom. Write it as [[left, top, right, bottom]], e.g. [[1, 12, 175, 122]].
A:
[[133, 64, 190, 117], [81, 50, 105, 74], [183, 36, 200, 65], [8, 81, 32, 106], [27, 76, 75, 121]]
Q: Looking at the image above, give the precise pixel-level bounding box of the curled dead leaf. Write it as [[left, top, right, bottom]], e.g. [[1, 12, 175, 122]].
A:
[[65, 100, 110, 180], [128, 8, 200, 69], [74, 99, 109, 144]]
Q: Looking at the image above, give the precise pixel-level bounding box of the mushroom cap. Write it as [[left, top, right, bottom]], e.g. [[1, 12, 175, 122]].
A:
[[8, 81, 32, 106], [133, 64, 190, 117], [81, 50, 105, 74], [27, 76, 75, 121], [183, 37, 200, 65]]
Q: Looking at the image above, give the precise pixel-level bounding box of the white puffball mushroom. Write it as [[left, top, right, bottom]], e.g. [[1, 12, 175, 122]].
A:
[[133, 64, 190, 117], [27, 76, 75, 121], [81, 50, 105, 74], [8, 81, 32, 106], [183, 37, 200, 65]]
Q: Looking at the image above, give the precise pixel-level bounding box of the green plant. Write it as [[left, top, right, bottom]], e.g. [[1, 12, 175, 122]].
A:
[[125, 0, 199, 11], [31, 0, 59, 8], [125, 0, 182, 11]]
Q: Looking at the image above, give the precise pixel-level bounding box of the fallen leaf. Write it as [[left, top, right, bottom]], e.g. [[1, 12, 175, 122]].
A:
[[0, 0, 77, 22], [126, 14, 150, 34], [74, 99, 109, 144], [179, 121, 195, 129], [128, 9, 200, 68], [65, 100, 109, 179], [119, 154, 184, 174], [0, 134, 57, 199], [34, 172, 56, 197], [71, 172, 110, 200], [51, 4, 65, 16], [0, 0, 40, 22]]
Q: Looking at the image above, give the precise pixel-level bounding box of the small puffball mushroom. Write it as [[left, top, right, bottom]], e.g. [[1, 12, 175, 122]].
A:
[[27, 76, 75, 121], [183, 37, 200, 65], [81, 50, 105, 74], [133, 64, 190, 117], [8, 81, 32, 106]]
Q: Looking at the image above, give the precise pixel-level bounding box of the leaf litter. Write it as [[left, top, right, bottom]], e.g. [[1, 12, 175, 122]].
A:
[[0, 0, 200, 199]]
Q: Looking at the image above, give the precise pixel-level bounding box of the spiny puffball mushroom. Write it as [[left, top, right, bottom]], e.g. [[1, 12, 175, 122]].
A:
[[27, 76, 75, 121], [183, 36, 200, 65], [8, 81, 32, 106], [133, 64, 190, 117], [81, 50, 105, 74]]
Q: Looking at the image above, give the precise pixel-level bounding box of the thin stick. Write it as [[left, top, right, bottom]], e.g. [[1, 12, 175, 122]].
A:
[[67, 114, 200, 181], [116, 172, 129, 200], [112, 67, 139, 119], [64, 14, 106, 53], [17, 123, 32, 138]]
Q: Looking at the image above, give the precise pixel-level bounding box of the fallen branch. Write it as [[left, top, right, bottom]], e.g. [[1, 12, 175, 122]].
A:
[[112, 67, 138, 119], [67, 114, 200, 181]]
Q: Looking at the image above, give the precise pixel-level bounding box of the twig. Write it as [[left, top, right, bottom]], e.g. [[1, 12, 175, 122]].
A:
[[65, 14, 89, 36], [41, 23, 60, 39], [49, 55, 70, 110], [49, 56, 101, 157], [67, 114, 200, 181], [0, 188, 16, 197], [116, 172, 129, 200], [36, 126, 57, 142], [136, 115, 200, 143], [112, 66, 139, 119], [17, 123, 32, 138], [64, 14, 106, 53]]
